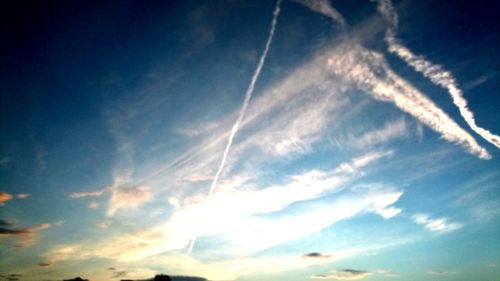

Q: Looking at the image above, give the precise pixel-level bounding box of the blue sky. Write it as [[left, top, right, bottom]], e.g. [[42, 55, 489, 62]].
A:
[[1, 0, 499, 280]]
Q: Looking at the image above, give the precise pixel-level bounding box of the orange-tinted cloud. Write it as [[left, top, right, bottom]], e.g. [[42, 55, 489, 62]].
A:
[[0, 192, 13, 206]]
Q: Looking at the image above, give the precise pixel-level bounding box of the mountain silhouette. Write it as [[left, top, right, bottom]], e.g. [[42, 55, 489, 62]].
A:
[[121, 274, 207, 281]]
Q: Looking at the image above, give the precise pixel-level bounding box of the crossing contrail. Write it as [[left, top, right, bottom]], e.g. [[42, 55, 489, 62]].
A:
[[188, 0, 283, 254], [377, 0, 500, 150]]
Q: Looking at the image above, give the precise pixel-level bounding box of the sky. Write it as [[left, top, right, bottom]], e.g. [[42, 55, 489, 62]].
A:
[[0, 0, 499, 280]]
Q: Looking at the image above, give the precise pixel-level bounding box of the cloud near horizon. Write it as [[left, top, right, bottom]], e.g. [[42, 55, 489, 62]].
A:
[[312, 269, 372, 280], [303, 252, 333, 259]]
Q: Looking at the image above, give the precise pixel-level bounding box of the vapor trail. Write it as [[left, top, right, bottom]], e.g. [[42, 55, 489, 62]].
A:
[[377, 0, 500, 150], [188, 0, 282, 254]]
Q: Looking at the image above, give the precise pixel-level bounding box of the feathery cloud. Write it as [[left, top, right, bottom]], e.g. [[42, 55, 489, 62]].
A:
[[412, 214, 462, 234], [350, 118, 408, 149], [108, 184, 151, 216], [70, 190, 105, 198]]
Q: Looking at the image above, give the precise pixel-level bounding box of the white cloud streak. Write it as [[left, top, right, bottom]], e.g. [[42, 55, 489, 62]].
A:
[[351, 118, 408, 149], [412, 213, 463, 234], [70, 190, 105, 198], [189, 0, 283, 254], [377, 0, 500, 151]]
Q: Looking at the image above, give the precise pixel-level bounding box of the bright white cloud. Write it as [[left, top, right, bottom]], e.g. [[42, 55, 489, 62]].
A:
[[45, 152, 400, 265], [412, 213, 462, 234]]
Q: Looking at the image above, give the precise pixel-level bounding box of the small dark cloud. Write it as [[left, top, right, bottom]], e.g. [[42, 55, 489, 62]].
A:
[[0, 220, 49, 237], [0, 219, 14, 227], [0, 274, 22, 281], [107, 267, 116, 271], [38, 262, 52, 267], [0, 227, 30, 235], [303, 252, 332, 258], [63, 278, 89, 281], [0, 220, 50, 248], [113, 271, 128, 278], [312, 269, 371, 280]]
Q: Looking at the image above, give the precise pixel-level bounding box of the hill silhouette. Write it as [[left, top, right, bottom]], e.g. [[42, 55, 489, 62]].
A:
[[120, 274, 207, 281]]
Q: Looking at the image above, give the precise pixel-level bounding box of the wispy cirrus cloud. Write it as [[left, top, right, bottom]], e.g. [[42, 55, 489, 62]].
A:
[[70, 190, 105, 198], [376, 0, 500, 151], [350, 118, 408, 149], [412, 213, 462, 234]]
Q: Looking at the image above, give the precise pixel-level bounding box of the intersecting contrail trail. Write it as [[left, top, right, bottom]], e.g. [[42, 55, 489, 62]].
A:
[[377, 0, 500, 150], [188, 0, 282, 254]]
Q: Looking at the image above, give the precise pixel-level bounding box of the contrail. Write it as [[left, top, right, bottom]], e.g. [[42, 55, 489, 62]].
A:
[[188, 0, 283, 254], [377, 0, 500, 150]]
